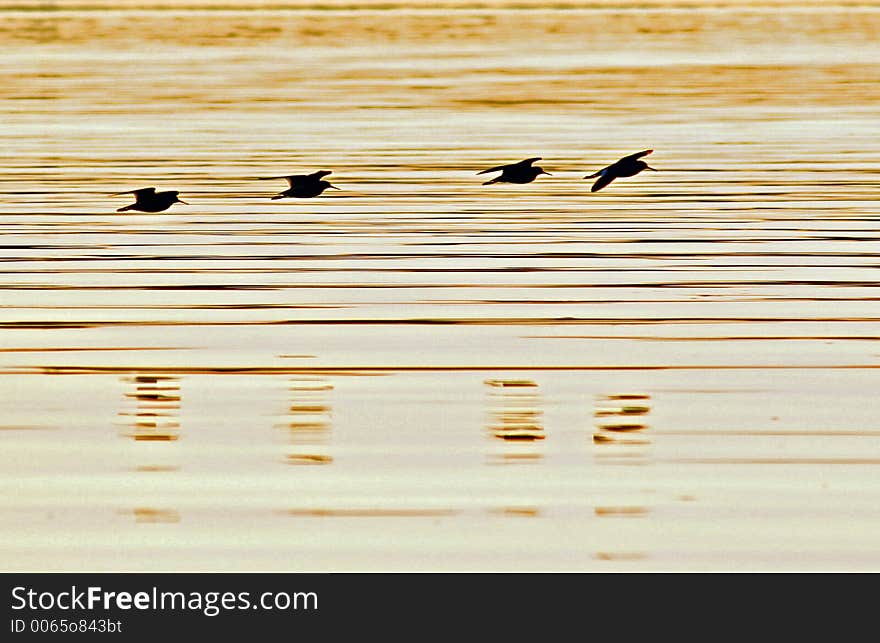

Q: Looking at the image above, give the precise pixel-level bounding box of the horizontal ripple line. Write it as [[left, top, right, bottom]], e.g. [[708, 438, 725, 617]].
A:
[[3, 316, 880, 329], [10, 364, 880, 376], [668, 458, 880, 465], [526, 335, 880, 341], [659, 430, 880, 436], [5, 250, 880, 261], [4, 281, 880, 291]]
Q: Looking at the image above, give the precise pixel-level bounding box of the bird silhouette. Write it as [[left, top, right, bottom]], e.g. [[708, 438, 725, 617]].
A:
[[584, 150, 657, 192], [259, 170, 340, 199], [477, 157, 551, 185], [112, 187, 188, 212]]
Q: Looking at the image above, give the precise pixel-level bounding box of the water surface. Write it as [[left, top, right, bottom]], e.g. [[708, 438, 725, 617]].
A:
[[2, 1, 880, 571]]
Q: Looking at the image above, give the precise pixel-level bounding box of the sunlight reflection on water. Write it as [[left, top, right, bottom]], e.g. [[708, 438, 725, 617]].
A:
[[2, 3, 880, 571]]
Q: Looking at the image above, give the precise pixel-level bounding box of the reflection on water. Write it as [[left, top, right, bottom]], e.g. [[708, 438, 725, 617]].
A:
[[593, 393, 652, 464], [485, 378, 545, 465], [594, 551, 647, 561], [121, 375, 181, 442], [595, 506, 648, 517], [280, 377, 333, 465], [485, 379, 544, 441], [119, 375, 182, 476], [2, 2, 880, 571], [490, 506, 540, 518], [128, 507, 181, 524]]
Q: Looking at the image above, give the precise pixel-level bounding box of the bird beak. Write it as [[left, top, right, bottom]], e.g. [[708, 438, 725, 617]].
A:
[[541, 170, 552, 176], [328, 185, 341, 190], [646, 166, 658, 171], [110, 191, 129, 196], [176, 198, 190, 204]]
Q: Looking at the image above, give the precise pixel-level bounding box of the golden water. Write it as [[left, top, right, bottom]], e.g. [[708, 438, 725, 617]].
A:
[[2, 1, 880, 571]]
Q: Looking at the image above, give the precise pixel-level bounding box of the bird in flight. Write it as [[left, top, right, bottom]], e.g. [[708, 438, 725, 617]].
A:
[[477, 157, 551, 185], [259, 170, 340, 199], [112, 187, 188, 212], [584, 150, 657, 192]]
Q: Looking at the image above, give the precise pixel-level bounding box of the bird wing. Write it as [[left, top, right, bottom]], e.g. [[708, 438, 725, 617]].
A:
[[477, 163, 512, 175], [284, 175, 309, 187], [111, 187, 156, 197], [590, 170, 616, 192], [477, 158, 541, 175], [619, 149, 653, 163], [259, 174, 310, 187]]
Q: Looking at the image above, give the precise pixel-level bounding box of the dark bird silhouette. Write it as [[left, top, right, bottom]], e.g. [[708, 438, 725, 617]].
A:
[[112, 187, 188, 212], [259, 170, 340, 199], [584, 150, 657, 192], [477, 157, 551, 185], [584, 149, 657, 192]]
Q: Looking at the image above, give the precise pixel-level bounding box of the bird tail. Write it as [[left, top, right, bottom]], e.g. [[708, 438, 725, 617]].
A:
[[584, 171, 601, 179], [590, 174, 615, 192], [482, 177, 501, 185], [116, 204, 133, 212], [270, 194, 285, 200]]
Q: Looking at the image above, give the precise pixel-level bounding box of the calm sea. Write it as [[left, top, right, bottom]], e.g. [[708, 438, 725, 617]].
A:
[[2, 0, 880, 570]]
